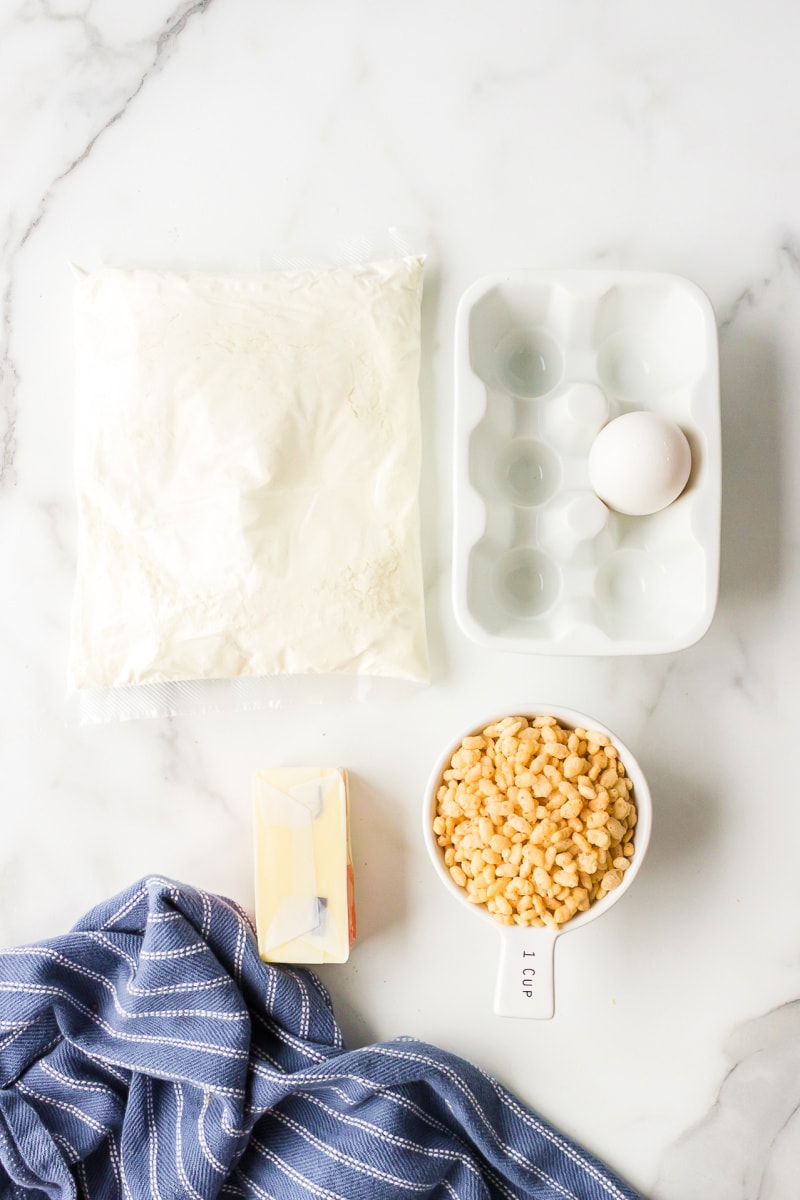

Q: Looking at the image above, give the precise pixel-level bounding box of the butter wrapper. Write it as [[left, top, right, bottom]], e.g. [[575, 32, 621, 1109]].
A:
[[253, 767, 356, 964]]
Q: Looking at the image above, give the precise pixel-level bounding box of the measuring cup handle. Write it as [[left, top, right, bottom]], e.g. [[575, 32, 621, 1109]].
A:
[[494, 927, 558, 1019]]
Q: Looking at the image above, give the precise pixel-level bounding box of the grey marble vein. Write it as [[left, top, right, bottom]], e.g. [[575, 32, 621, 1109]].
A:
[[718, 240, 800, 334], [0, 0, 215, 489], [655, 997, 800, 1200], [718, 285, 762, 334], [0, 280, 19, 482], [157, 718, 237, 820]]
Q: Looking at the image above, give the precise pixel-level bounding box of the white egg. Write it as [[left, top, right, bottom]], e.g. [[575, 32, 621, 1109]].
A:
[[588, 411, 692, 516]]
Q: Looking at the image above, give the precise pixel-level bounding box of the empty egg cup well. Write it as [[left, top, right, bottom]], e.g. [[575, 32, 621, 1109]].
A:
[[493, 328, 564, 398], [454, 271, 720, 654], [495, 439, 560, 508], [495, 547, 562, 620], [423, 707, 653, 1019]]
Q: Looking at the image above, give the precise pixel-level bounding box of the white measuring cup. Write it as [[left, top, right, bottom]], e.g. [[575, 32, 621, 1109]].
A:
[[423, 706, 652, 1019]]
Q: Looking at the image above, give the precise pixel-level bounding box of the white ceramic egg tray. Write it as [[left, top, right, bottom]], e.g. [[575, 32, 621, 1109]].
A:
[[453, 271, 720, 655]]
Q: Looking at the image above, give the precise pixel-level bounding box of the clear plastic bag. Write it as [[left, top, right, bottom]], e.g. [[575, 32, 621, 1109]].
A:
[[67, 236, 429, 723]]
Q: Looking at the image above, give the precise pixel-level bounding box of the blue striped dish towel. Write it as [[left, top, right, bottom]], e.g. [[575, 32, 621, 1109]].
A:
[[0, 876, 643, 1199]]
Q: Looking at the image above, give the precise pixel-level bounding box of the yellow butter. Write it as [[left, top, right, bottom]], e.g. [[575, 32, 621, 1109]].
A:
[[253, 766, 355, 964]]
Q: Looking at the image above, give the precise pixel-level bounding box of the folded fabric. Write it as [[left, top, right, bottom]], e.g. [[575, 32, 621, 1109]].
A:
[[0, 877, 643, 1199]]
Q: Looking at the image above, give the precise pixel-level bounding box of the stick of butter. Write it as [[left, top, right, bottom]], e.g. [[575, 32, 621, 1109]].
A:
[[253, 767, 356, 964]]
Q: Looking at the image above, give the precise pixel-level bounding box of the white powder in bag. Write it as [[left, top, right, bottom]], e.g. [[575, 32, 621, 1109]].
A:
[[68, 258, 429, 688]]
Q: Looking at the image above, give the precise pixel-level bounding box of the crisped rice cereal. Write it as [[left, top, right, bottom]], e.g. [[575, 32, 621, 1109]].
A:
[[433, 715, 637, 929]]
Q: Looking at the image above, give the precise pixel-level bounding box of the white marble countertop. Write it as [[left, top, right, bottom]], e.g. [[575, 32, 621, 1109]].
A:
[[1, 2, 799, 1196]]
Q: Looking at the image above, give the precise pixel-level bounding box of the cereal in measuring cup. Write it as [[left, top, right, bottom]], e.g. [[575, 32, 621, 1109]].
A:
[[432, 715, 637, 930]]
